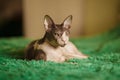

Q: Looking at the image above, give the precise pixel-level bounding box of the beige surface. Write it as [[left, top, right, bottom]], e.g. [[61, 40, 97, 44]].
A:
[[83, 0, 119, 35], [23, 0, 119, 39]]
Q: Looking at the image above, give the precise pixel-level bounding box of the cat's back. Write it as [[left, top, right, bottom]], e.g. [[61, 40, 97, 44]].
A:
[[25, 38, 46, 60]]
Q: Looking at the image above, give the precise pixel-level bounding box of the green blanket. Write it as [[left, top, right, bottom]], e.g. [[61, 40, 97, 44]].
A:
[[0, 25, 120, 80]]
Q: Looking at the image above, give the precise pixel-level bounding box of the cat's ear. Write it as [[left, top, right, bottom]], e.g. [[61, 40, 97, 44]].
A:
[[63, 15, 72, 29], [44, 15, 54, 31]]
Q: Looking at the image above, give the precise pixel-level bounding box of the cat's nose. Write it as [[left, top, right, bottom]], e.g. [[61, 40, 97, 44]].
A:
[[61, 38, 65, 43]]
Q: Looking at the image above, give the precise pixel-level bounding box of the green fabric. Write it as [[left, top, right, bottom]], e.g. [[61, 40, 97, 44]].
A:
[[0, 25, 120, 80]]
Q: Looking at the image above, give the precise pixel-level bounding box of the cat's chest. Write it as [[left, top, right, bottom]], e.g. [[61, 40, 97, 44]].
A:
[[37, 42, 74, 62]]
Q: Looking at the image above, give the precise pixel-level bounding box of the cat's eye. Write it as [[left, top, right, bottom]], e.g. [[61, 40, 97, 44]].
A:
[[54, 33, 60, 36], [66, 31, 70, 36]]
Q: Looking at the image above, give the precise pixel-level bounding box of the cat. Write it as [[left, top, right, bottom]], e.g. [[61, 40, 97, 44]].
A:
[[25, 15, 88, 62]]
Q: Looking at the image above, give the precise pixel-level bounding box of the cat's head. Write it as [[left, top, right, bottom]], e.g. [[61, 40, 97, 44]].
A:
[[44, 15, 72, 47]]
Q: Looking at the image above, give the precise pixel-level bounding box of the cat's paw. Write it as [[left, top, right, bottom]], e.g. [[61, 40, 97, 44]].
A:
[[79, 54, 88, 59]]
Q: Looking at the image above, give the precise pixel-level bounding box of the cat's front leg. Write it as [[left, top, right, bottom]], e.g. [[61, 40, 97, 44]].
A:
[[65, 53, 87, 60], [75, 52, 88, 59], [65, 42, 88, 59], [74, 48, 88, 59]]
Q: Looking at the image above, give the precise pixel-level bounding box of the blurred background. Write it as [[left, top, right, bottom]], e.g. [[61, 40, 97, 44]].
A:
[[0, 0, 119, 39]]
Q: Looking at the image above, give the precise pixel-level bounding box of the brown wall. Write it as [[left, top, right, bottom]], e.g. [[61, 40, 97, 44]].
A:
[[83, 0, 119, 36], [23, 0, 119, 39], [23, 0, 84, 39]]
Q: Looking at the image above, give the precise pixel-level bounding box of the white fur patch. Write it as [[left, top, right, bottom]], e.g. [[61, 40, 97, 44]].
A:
[[61, 32, 69, 44], [35, 41, 87, 62]]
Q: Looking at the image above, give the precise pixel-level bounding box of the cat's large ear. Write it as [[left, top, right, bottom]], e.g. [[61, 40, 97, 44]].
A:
[[44, 15, 54, 31], [63, 15, 72, 29]]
